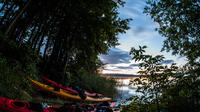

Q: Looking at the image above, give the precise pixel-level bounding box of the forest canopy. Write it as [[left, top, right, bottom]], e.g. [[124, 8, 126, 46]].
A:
[[0, 0, 130, 99], [144, 0, 200, 63], [0, 0, 130, 80], [121, 0, 200, 112]]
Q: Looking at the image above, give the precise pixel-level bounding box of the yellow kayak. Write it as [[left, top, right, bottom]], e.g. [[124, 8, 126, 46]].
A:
[[29, 78, 112, 102]]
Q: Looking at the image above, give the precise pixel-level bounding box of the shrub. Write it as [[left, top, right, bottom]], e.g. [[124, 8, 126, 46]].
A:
[[0, 34, 40, 101], [71, 68, 117, 97]]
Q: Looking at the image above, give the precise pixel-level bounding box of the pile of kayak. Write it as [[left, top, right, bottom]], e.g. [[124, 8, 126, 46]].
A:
[[42, 76, 103, 99], [0, 96, 53, 112], [0, 77, 120, 111], [0, 96, 120, 112], [29, 76, 112, 102]]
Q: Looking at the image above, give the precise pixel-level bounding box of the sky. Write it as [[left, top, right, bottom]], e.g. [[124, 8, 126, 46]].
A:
[[99, 0, 187, 74]]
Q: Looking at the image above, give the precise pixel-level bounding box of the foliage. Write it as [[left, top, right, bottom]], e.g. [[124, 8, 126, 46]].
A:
[[121, 46, 200, 112], [0, 0, 130, 101], [0, 34, 117, 103], [121, 0, 200, 111], [69, 68, 117, 97], [0, 0, 131, 80], [144, 0, 200, 64], [163, 63, 200, 112], [125, 46, 178, 112], [0, 34, 40, 100], [0, 56, 32, 100]]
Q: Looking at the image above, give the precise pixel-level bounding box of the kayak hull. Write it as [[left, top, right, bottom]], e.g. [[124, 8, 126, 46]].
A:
[[30, 79, 112, 102], [0, 97, 54, 112], [42, 76, 103, 97]]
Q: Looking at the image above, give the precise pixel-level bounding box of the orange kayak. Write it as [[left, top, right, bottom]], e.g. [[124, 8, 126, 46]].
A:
[[29, 78, 112, 102]]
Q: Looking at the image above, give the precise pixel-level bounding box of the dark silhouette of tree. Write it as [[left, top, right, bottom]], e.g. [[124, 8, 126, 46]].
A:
[[144, 0, 200, 64], [0, 0, 131, 82], [121, 1, 200, 112]]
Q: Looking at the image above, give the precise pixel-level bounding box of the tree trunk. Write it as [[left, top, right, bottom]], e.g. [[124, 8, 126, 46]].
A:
[[29, 24, 38, 39], [43, 37, 50, 58], [5, 0, 31, 36], [31, 23, 42, 50], [155, 92, 160, 112], [18, 17, 34, 47], [37, 34, 45, 54]]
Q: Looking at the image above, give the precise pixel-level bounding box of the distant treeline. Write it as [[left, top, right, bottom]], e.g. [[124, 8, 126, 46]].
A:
[[102, 74, 141, 78]]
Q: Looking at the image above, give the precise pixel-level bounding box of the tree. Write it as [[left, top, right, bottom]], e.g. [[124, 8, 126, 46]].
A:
[[0, 0, 131, 82], [143, 1, 200, 110], [122, 1, 200, 111], [122, 46, 200, 112], [124, 46, 180, 112], [144, 0, 200, 64]]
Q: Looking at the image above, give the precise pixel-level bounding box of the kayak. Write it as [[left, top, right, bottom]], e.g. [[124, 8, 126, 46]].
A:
[[42, 76, 103, 97], [0, 96, 118, 112], [0, 96, 96, 112], [29, 78, 112, 102], [0, 96, 55, 112]]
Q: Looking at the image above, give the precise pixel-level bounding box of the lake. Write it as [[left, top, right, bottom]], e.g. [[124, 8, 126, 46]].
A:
[[101, 74, 142, 105], [114, 78, 140, 106]]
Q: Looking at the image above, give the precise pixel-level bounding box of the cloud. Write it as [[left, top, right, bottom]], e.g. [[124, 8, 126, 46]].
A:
[[134, 27, 146, 35], [119, 8, 139, 18], [133, 27, 158, 39], [102, 63, 140, 74], [99, 48, 132, 64], [160, 59, 174, 64], [130, 64, 140, 67], [103, 68, 121, 72], [116, 66, 133, 69], [126, 0, 145, 13], [114, 63, 139, 70], [100, 0, 187, 74]]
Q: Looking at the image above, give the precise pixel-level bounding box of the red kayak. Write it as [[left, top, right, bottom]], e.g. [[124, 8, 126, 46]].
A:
[[42, 76, 103, 97], [0, 96, 100, 112], [0, 96, 55, 112], [0, 96, 116, 112], [0, 96, 93, 112]]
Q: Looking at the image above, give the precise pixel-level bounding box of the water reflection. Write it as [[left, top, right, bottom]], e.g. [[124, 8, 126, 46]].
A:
[[101, 74, 141, 105], [114, 78, 140, 105]]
